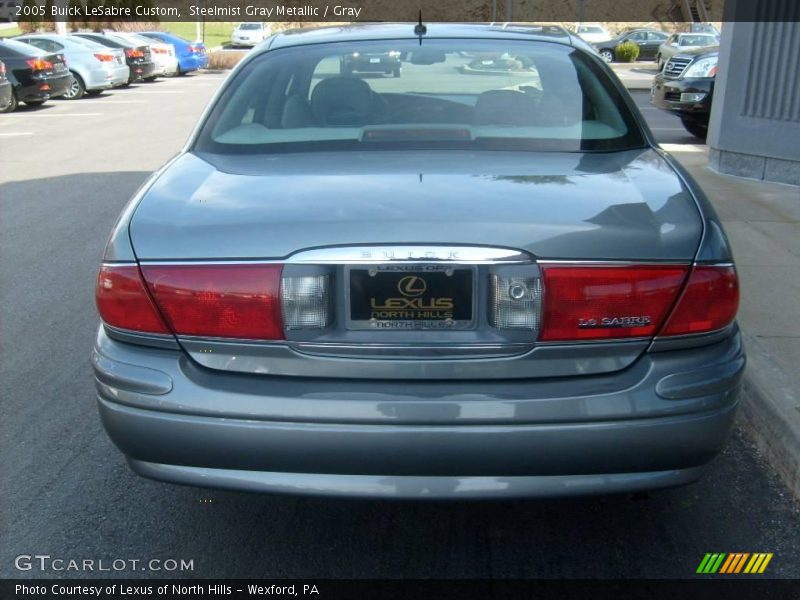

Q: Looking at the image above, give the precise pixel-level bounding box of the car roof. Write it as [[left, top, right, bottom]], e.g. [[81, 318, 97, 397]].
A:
[[264, 22, 577, 53]]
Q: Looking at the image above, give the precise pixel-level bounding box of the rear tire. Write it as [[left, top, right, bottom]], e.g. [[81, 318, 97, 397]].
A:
[[599, 49, 614, 63], [63, 72, 85, 100], [25, 99, 46, 107], [680, 116, 709, 140], [656, 55, 663, 70], [85, 89, 104, 97], [0, 90, 17, 113]]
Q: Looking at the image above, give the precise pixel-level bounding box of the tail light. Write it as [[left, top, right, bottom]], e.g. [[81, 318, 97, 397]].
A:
[[140, 264, 284, 340], [0, 62, 5, 77], [96, 265, 170, 334], [538, 263, 739, 342], [660, 265, 739, 335], [94, 53, 115, 62], [188, 45, 203, 53], [124, 48, 144, 58], [539, 265, 689, 341], [26, 58, 53, 71]]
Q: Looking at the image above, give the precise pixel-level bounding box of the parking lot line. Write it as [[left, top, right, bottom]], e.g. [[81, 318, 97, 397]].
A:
[[0, 132, 34, 137], [1, 113, 105, 118]]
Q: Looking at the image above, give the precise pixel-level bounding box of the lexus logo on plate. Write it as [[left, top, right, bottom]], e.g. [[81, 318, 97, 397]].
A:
[[397, 276, 427, 297]]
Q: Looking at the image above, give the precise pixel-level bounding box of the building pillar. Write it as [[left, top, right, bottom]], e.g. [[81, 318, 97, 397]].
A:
[[707, 0, 800, 186]]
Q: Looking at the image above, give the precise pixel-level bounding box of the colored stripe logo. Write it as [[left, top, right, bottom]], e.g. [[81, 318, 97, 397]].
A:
[[697, 553, 773, 574]]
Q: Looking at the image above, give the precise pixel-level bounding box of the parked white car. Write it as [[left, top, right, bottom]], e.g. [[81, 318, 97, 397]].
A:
[[573, 23, 612, 44], [657, 33, 719, 69], [106, 31, 178, 77], [0, 0, 20, 22], [231, 22, 270, 48]]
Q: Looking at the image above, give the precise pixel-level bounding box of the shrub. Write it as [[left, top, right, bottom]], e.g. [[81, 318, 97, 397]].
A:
[[207, 50, 247, 71], [615, 41, 640, 62]]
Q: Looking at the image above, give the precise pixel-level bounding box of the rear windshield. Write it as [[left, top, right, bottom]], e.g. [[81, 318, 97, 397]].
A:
[[0, 39, 47, 57], [679, 35, 717, 46], [194, 39, 646, 154], [239, 24, 262, 30]]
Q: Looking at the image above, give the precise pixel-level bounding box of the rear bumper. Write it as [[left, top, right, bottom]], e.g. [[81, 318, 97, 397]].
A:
[[94, 326, 744, 498], [84, 65, 129, 90], [178, 54, 208, 72], [128, 60, 156, 82]]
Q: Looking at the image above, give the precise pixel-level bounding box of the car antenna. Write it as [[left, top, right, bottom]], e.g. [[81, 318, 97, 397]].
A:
[[414, 10, 426, 44]]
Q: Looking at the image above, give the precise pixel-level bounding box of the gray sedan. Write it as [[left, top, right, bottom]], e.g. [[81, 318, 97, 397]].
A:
[[16, 33, 128, 99], [94, 24, 743, 499]]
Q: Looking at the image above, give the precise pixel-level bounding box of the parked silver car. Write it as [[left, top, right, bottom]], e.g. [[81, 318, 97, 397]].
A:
[[16, 33, 128, 99], [657, 33, 719, 69], [94, 24, 743, 499]]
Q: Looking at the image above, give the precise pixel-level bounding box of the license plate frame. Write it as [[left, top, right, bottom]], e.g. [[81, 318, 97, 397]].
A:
[[346, 264, 476, 331]]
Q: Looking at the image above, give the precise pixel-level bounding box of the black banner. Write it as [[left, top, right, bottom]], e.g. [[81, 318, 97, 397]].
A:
[[3, 579, 800, 600], [8, 0, 800, 23]]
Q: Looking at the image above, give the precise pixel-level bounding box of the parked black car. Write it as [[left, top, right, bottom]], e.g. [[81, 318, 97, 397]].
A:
[[0, 39, 71, 112], [71, 33, 155, 84], [593, 29, 669, 62], [0, 59, 12, 111], [341, 50, 402, 77], [651, 46, 718, 139]]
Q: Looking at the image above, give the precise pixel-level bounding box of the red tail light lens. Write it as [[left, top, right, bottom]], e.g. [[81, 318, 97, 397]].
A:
[[94, 53, 115, 62], [540, 265, 689, 341], [188, 45, 201, 53], [96, 265, 170, 334], [0, 62, 6, 76], [26, 58, 53, 71], [141, 265, 284, 340], [152, 47, 167, 54], [124, 48, 144, 58], [659, 265, 739, 336]]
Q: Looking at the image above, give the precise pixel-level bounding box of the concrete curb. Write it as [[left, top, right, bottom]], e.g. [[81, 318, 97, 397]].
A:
[[738, 331, 800, 500]]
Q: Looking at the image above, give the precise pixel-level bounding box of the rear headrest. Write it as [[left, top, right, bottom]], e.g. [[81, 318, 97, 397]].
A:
[[281, 95, 313, 128], [310, 77, 379, 126], [473, 90, 538, 126]]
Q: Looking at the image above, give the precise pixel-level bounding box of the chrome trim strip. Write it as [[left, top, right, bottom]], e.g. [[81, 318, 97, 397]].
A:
[[135, 246, 533, 266], [288, 246, 531, 264], [537, 260, 692, 266]]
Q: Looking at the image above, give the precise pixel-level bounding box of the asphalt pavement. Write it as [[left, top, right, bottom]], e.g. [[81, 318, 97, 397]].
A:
[[1, 73, 799, 580]]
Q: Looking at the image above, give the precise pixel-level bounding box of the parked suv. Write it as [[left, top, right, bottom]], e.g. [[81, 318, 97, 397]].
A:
[[651, 46, 718, 139]]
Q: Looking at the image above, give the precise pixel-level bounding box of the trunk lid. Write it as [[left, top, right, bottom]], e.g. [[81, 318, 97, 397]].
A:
[[130, 149, 701, 261]]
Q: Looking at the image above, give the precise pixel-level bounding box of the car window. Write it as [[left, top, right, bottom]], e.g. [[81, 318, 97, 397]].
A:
[[626, 32, 646, 42], [578, 26, 604, 34], [648, 32, 668, 41], [69, 36, 107, 50], [680, 35, 715, 46], [239, 24, 262, 30], [196, 39, 645, 154], [0, 39, 47, 57]]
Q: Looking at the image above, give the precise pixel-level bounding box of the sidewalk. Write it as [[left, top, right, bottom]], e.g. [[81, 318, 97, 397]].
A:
[[670, 147, 800, 499]]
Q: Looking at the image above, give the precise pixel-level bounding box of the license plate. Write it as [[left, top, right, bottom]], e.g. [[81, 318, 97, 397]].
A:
[[348, 267, 474, 330], [369, 57, 381, 63]]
